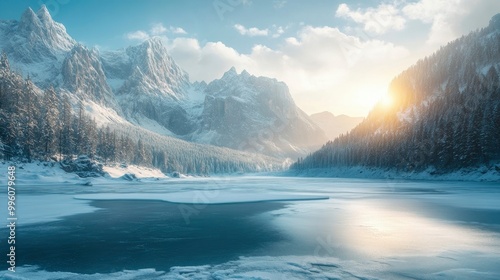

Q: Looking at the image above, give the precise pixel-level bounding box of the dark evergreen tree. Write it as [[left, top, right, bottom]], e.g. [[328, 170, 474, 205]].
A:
[[292, 25, 500, 173], [59, 95, 74, 159]]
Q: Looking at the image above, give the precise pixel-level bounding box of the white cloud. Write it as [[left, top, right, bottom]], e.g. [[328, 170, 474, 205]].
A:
[[125, 23, 188, 42], [123, 1, 498, 116], [400, 0, 500, 48], [234, 24, 287, 38], [150, 23, 167, 36], [335, 3, 406, 34], [336, 0, 500, 48], [234, 24, 269, 36], [168, 38, 253, 83], [168, 25, 409, 116], [402, 0, 466, 46], [125, 30, 150, 41], [170, 26, 187, 34], [273, 0, 286, 9], [272, 25, 285, 38]]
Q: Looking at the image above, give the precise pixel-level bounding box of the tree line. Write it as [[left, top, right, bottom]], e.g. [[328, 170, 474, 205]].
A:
[[292, 23, 500, 173], [0, 52, 277, 174]]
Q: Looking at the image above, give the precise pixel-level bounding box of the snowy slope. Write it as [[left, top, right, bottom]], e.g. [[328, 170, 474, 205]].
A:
[[193, 67, 328, 158], [0, 6, 327, 160], [100, 38, 198, 135], [63, 44, 122, 112], [0, 57, 284, 174], [293, 13, 500, 175], [0, 6, 74, 87]]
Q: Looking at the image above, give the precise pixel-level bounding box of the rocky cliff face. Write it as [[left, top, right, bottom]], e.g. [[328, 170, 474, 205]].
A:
[[101, 38, 196, 135], [0, 6, 75, 87], [62, 45, 121, 112], [0, 6, 329, 158], [194, 67, 328, 157], [13, 6, 75, 61]]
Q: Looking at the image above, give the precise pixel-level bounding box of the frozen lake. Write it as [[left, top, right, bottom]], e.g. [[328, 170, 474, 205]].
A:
[[1, 176, 500, 279]]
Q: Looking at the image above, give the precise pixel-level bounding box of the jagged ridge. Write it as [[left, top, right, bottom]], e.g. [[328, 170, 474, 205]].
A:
[[0, 6, 328, 159]]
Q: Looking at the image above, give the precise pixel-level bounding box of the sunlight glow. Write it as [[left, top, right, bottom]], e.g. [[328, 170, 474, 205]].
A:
[[351, 86, 389, 115], [379, 94, 393, 108], [344, 202, 497, 257]]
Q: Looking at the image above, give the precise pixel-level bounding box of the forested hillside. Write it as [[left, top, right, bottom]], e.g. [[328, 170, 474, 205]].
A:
[[0, 6, 327, 158], [292, 15, 500, 173], [0, 53, 282, 174]]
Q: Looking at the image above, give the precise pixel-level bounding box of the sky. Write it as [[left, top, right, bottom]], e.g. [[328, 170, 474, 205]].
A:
[[1, 0, 499, 117]]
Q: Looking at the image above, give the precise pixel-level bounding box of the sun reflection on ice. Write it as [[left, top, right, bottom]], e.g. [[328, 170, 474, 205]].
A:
[[344, 201, 499, 257]]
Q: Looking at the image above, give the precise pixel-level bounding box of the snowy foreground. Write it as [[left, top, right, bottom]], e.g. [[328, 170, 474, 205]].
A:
[[1, 162, 500, 279]]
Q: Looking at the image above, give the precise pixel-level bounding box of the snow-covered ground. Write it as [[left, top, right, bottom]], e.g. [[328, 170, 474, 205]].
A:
[[288, 165, 500, 182], [102, 163, 168, 179], [0, 163, 499, 279]]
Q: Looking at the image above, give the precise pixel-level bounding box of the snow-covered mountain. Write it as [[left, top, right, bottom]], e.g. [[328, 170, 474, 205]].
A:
[[0, 6, 121, 112], [0, 51, 283, 173], [293, 14, 500, 173], [309, 111, 363, 140], [0, 6, 74, 87], [62, 44, 122, 112], [101, 38, 197, 136], [193, 67, 327, 157], [0, 6, 327, 159]]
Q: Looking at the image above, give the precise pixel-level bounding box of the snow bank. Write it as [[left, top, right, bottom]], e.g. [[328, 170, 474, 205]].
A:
[[103, 164, 167, 179], [74, 192, 329, 204], [1, 161, 167, 184], [0, 256, 388, 280], [0, 194, 98, 226], [3, 255, 498, 279], [1, 161, 83, 184], [290, 166, 500, 182]]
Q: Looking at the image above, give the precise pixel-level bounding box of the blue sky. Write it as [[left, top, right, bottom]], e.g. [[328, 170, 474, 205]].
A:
[[1, 0, 499, 116], [1, 1, 401, 53]]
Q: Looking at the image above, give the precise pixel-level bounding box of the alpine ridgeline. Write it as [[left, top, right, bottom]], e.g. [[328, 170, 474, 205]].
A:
[[0, 6, 326, 159], [194, 67, 327, 157], [0, 6, 285, 174], [0, 52, 282, 173], [309, 111, 364, 140], [293, 14, 500, 174]]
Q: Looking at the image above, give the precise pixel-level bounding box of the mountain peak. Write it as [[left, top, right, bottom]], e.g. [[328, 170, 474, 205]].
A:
[[311, 111, 335, 119], [241, 69, 250, 77], [37, 5, 53, 23], [20, 6, 53, 28], [222, 67, 238, 79], [142, 37, 165, 49], [19, 7, 39, 28], [16, 6, 75, 53], [489, 13, 500, 30], [122, 35, 190, 100]]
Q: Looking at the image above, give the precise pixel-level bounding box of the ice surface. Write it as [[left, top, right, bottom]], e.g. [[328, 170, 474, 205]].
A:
[[3, 255, 500, 279], [102, 164, 168, 179], [0, 194, 98, 226], [74, 192, 329, 204], [1, 173, 499, 279]]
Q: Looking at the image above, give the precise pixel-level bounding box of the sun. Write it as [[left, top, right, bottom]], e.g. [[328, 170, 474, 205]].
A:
[[379, 94, 393, 108]]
